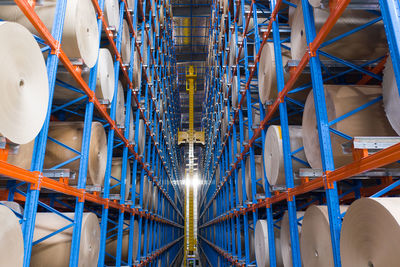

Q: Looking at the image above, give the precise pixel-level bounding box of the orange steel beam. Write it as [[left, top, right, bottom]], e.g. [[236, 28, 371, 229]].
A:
[[0, 160, 183, 227], [202, 0, 400, 216], [12, 0, 181, 216], [357, 55, 387, 85], [202, 142, 400, 227]]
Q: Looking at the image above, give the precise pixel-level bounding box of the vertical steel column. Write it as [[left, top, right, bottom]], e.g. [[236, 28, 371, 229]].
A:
[[98, 1, 125, 265], [269, 0, 302, 265], [20, 1, 67, 266], [300, 1, 342, 266]]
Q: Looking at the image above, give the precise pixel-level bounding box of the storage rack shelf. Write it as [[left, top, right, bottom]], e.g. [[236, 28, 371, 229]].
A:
[[198, 0, 400, 266], [0, 0, 184, 266]]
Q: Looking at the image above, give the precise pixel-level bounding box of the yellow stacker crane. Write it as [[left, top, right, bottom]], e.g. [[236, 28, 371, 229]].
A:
[[179, 66, 204, 266]]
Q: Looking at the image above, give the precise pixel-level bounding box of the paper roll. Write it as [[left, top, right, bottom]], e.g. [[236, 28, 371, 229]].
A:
[[222, 106, 229, 135], [133, 49, 142, 89], [136, 119, 145, 155], [255, 220, 283, 267], [55, 48, 115, 103], [0, 205, 24, 267], [382, 55, 400, 135], [241, 226, 255, 262], [258, 43, 291, 104], [140, 31, 149, 65], [229, 35, 244, 67], [231, 75, 248, 108], [105, 220, 139, 264], [288, 0, 298, 27], [245, 155, 265, 199], [45, 122, 107, 186], [152, 186, 159, 213], [232, 75, 239, 107], [300, 205, 348, 267], [121, 20, 131, 65], [128, 108, 135, 144], [110, 158, 131, 200], [280, 211, 304, 267], [116, 81, 126, 127], [290, 5, 387, 61], [0, 22, 49, 145], [302, 85, 395, 169], [340, 197, 400, 267], [31, 212, 100, 267], [0, 0, 99, 67], [264, 126, 307, 186], [308, 0, 324, 7], [126, 0, 135, 9], [0, 201, 24, 215], [104, 0, 120, 31], [7, 139, 35, 170]]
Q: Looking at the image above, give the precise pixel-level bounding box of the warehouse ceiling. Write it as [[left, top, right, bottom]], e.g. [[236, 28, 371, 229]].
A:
[[172, 0, 211, 131]]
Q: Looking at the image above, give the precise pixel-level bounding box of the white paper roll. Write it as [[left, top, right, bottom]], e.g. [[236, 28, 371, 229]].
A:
[[300, 205, 348, 267], [308, 0, 325, 7], [245, 155, 265, 199], [116, 81, 126, 127], [31, 212, 100, 267], [0, 205, 24, 267], [110, 157, 131, 200], [152, 186, 159, 213], [0, 22, 48, 145], [222, 106, 229, 135], [258, 43, 291, 104], [55, 48, 115, 103], [136, 119, 145, 155], [340, 197, 400, 267], [241, 225, 255, 262], [290, 5, 387, 61], [229, 35, 244, 67], [0, 0, 99, 67], [280, 211, 304, 267], [128, 108, 135, 144], [141, 176, 150, 210], [231, 75, 248, 108], [45, 122, 108, 186], [138, 30, 148, 66], [255, 220, 284, 267], [133, 49, 142, 90], [104, 0, 120, 31], [0, 201, 23, 215], [264, 126, 307, 186], [382, 55, 400, 136], [236, 168, 243, 205], [121, 20, 131, 65], [105, 220, 139, 264], [302, 85, 395, 169]]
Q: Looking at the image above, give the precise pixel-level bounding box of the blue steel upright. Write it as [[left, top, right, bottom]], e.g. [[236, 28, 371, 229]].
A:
[[22, 1, 67, 266], [300, 0, 342, 266]]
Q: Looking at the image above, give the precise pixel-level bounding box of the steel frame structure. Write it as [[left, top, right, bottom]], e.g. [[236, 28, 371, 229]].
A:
[[198, 0, 400, 266], [0, 0, 185, 266]]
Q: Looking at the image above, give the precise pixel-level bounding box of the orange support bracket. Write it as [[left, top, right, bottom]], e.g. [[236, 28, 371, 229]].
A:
[[323, 171, 334, 190]]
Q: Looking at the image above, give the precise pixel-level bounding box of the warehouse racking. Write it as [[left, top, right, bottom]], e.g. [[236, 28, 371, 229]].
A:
[[198, 0, 400, 266], [0, 0, 184, 266]]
